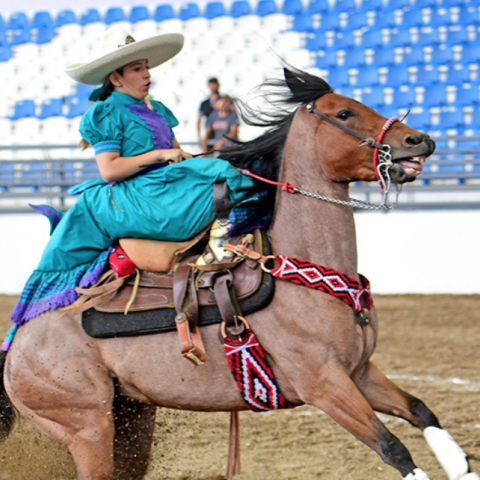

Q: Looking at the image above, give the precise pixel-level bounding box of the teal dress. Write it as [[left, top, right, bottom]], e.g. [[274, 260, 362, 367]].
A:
[[10, 91, 261, 326]]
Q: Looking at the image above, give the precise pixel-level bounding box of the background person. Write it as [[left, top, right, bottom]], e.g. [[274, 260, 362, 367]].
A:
[[197, 77, 220, 143]]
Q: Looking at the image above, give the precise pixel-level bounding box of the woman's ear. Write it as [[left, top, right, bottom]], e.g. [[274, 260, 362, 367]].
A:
[[109, 71, 122, 87]]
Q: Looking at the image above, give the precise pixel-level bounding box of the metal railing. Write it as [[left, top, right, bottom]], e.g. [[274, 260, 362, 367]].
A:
[[1, 141, 479, 213]]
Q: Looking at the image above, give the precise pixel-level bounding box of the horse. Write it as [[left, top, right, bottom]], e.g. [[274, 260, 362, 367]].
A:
[[0, 67, 477, 480]]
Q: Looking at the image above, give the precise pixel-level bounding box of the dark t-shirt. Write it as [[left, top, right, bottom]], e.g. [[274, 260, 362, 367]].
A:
[[207, 110, 239, 146], [199, 97, 215, 118]]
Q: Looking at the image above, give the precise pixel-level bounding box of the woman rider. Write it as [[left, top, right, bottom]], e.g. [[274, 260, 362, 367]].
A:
[[9, 27, 262, 327]]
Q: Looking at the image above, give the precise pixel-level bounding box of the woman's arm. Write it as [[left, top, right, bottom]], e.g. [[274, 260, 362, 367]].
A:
[[96, 141, 192, 182]]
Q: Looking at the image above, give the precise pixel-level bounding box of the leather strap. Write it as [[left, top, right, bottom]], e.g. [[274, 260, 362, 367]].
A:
[[173, 263, 207, 365], [213, 181, 231, 226], [213, 271, 245, 337], [226, 411, 241, 478]]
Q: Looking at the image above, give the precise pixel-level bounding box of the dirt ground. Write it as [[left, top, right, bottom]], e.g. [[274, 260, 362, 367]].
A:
[[0, 294, 479, 480]]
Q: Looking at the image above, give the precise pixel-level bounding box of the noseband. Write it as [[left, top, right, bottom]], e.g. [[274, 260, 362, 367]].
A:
[[306, 102, 401, 206]]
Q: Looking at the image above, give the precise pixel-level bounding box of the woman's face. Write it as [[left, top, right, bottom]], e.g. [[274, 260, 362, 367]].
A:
[[110, 59, 151, 100]]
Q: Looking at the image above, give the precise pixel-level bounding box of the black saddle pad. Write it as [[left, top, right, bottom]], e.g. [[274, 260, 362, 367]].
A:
[[82, 232, 274, 339]]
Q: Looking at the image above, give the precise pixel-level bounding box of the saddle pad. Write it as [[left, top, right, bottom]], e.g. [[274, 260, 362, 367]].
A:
[[82, 231, 274, 338]]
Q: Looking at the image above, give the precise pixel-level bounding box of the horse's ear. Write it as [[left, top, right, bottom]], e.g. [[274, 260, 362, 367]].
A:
[[284, 68, 305, 94]]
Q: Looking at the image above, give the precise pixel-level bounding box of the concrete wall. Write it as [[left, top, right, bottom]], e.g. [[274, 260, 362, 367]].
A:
[[1, 209, 479, 295]]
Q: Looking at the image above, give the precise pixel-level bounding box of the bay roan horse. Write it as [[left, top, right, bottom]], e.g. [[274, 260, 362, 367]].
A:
[[1, 68, 477, 480]]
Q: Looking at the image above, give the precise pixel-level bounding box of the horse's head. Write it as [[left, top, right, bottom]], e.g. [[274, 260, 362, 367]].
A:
[[296, 92, 436, 186]]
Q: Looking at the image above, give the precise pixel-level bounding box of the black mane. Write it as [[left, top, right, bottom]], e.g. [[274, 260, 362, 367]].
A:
[[219, 66, 334, 182]]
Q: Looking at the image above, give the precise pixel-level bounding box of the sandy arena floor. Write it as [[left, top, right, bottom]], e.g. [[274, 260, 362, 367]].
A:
[[1, 294, 479, 480]]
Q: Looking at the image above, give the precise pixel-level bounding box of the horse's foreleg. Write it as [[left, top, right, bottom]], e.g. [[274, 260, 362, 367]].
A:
[[300, 366, 428, 479], [354, 361, 479, 480], [113, 392, 156, 480]]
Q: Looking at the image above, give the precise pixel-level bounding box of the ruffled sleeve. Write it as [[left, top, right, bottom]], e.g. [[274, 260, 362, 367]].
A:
[[151, 101, 179, 129], [79, 102, 124, 156]]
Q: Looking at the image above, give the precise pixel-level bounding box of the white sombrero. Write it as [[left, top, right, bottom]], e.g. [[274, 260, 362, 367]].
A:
[[65, 27, 184, 85]]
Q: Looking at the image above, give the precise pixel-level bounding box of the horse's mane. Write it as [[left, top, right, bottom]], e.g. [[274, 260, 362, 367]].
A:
[[219, 66, 334, 182]]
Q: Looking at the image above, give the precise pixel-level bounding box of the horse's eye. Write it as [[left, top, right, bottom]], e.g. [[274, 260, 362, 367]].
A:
[[337, 110, 352, 121]]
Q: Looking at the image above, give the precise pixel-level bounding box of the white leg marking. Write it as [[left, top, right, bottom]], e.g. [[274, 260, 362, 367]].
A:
[[459, 474, 480, 480], [423, 426, 469, 480], [403, 468, 431, 480]]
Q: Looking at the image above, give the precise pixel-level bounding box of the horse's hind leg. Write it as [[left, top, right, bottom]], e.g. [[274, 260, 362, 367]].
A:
[[113, 391, 156, 480], [299, 365, 428, 479], [354, 361, 479, 480]]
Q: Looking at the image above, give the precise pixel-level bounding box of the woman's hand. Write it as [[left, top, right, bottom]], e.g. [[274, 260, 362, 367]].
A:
[[157, 148, 192, 164]]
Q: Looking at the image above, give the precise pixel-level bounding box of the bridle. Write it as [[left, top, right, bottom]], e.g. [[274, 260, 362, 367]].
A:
[[236, 103, 403, 211], [306, 102, 401, 209]]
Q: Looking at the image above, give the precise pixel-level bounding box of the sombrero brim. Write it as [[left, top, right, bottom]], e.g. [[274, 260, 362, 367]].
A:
[[65, 33, 184, 85]]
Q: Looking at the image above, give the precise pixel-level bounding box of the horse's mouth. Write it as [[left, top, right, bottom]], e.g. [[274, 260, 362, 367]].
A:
[[390, 155, 427, 184]]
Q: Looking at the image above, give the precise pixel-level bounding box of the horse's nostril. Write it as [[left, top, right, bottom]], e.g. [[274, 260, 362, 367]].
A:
[[404, 134, 424, 146]]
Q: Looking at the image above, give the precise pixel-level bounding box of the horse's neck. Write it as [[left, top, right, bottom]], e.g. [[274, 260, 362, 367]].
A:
[[268, 117, 359, 278]]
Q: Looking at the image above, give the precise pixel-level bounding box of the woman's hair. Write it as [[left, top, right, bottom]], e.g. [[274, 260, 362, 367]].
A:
[[79, 67, 124, 151]]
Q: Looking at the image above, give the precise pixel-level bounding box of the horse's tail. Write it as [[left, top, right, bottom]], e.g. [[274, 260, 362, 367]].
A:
[[0, 350, 15, 442]]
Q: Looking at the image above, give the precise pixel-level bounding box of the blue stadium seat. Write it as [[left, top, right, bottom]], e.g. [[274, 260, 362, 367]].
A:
[[361, 88, 385, 108], [55, 10, 76, 27], [389, 29, 411, 47], [345, 12, 369, 30], [179, 3, 200, 20], [7, 12, 28, 29], [413, 65, 439, 84], [204, 2, 226, 19], [374, 10, 396, 28], [334, 31, 355, 48], [439, 109, 465, 128], [373, 47, 396, 66], [444, 65, 470, 84], [8, 100, 36, 120], [320, 13, 340, 30], [427, 9, 450, 27], [37, 98, 64, 119], [282, 0, 303, 15], [456, 83, 479, 106], [431, 45, 454, 64], [336, 86, 354, 98], [392, 85, 417, 107], [31, 11, 53, 28], [305, 32, 327, 51], [104, 7, 125, 25], [420, 84, 448, 106], [327, 67, 350, 86], [334, 0, 356, 12], [457, 6, 479, 25], [315, 50, 338, 68], [307, 0, 329, 13], [356, 66, 380, 86], [0, 14, 3, 27], [401, 8, 424, 27], [0, 44, 12, 62], [386, 0, 411, 10], [344, 47, 365, 67], [417, 28, 440, 45], [385, 65, 410, 85], [129, 6, 150, 23], [256, 0, 277, 17], [30, 25, 55, 44], [403, 46, 426, 65], [291, 14, 313, 32], [445, 27, 470, 44], [80, 9, 101, 25], [5, 26, 30, 45], [154, 4, 175, 22], [361, 29, 384, 47], [460, 44, 480, 62], [406, 109, 431, 130], [230, 0, 251, 17], [361, 0, 383, 10], [64, 95, 91, 119], [469, 107, 480, 126], [75, 83, 97, 99]]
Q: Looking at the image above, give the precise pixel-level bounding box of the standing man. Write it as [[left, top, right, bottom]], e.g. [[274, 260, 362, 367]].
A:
[[197, 77, 220, 144]]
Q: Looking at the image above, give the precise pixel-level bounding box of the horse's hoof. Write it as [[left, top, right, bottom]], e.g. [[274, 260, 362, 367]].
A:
[[403, 468, 431, 480], [459, 474, 480, 480]]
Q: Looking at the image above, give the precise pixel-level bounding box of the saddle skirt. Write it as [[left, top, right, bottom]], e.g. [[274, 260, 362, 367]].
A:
[[82, 228, 275, 338]]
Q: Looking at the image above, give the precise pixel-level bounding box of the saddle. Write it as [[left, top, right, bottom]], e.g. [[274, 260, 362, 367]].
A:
[[79, 182, 274, 364]]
